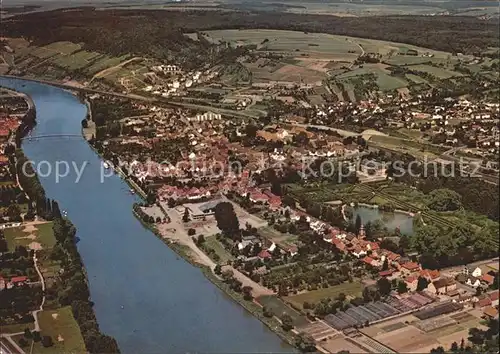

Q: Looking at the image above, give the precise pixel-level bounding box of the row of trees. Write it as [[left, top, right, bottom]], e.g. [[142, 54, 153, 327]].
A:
[[50, 214, 120, 353], [15, 147, 120, 353]]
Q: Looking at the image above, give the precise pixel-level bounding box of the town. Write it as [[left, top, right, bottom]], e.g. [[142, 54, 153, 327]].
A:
[[82, 82, 499, 353], [0, 5, 499, 354]]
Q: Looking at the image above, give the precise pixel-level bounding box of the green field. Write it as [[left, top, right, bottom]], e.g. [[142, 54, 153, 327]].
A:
[[285, 282, 363, 309], [0, 322, 35, 334], [86, 54, 131, 75], [337, 66, 409, 91], [34, 306, 86, 354], [50, 50, 101, 70], [197, 30, 361, 57], [259, 226, 298, 249], [257, 295, 309, 326], [203, 236, 234, 263], [4, 222, 55, 251]]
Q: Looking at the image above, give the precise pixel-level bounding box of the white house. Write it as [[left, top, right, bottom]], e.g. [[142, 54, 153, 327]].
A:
[[464, 266, 482, 278], [190, 111, 222, 122], [466, 276, 482, 288], [352, 248, 367, 258]]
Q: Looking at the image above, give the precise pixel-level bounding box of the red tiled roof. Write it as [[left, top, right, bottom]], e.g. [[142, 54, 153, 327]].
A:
[[11, 276, 28, 283], [483, 306, 498, 318], [258, 250, 272, 259], [402, 262, 420, 271], [482, 274, 495, 285], [488, 291, 499, 301], [420, 269, 440, 279], [406, 276, 418, 284], [363, 256, 374, 265], [379, 270, 394, 277], [477, 297, 492, 308], [387, 252, 401, 261]]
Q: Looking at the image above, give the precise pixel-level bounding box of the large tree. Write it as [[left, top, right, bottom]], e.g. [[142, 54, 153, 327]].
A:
[[417, 277, 429, 291], [377, 277, 392, 296], [214, 202, 240, 237], [426, 188, 462, 212]]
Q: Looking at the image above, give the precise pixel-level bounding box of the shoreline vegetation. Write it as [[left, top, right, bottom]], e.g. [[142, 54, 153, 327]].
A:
[[11, 88, 121, 353]]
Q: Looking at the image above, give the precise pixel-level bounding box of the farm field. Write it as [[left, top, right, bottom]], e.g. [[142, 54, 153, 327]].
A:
[[50, 50, 102, 71], [188, 29, 475, 91], [86, 54, 131, 76], [337, 65, 408, 91], [279, 1, 448, 17], [33, 306, 86, 354], [366, 311, 485, 354], [384, 56, 452, 66], [285, 282, 363, 309], [6, 40, 142, 89], [198, 30, 362, 57], [29, 42, 82, 59], [4, 222, 55, 251]]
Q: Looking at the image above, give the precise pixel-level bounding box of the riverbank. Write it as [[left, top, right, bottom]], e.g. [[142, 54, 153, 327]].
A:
[[131, 208, 297, 348], [13, 149, 120, 352]]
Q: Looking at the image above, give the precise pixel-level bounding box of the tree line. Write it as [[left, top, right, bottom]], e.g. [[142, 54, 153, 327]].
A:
[[13, 150, 120, 353]]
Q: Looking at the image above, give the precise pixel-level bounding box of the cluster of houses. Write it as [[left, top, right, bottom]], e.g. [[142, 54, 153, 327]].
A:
[[0, 275, 29, 290], [143, 65, 218, 97], [457, 266, 498, 289], [304, 94, 499, 158], [299, 215, 500, 307]]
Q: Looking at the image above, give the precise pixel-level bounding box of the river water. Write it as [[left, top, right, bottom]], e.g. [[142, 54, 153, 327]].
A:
[[0, 78, 291, 353]]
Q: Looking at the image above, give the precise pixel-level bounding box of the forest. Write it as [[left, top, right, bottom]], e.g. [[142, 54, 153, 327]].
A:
[[2, 8, 498, 68]]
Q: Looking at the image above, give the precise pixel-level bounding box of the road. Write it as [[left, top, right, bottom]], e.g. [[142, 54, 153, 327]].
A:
[[0, 75, 259, 120], [440, 257, 499, 277], [31, 250, 45, 332], [347, 39, 365, 69], [285, 123, 360, 137], [158, 206, 273, 296]]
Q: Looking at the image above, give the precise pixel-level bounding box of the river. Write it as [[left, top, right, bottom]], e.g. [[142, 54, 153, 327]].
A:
[[0, 77, 291, 353]]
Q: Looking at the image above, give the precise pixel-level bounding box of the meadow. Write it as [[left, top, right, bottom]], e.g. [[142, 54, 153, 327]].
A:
[[284, 282, 363, 309], [257, 295, 309, 326], [4, 222, 55, 251], [33, 307, 86, 354]]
